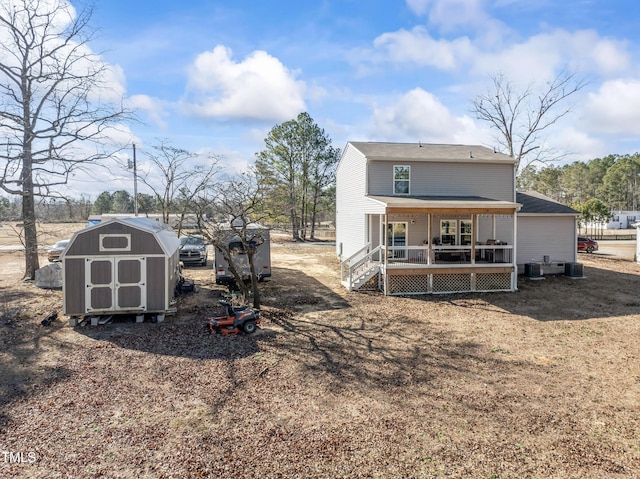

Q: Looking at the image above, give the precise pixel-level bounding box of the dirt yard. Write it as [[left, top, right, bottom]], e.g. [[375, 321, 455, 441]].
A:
[[0, 223, 639, 478]]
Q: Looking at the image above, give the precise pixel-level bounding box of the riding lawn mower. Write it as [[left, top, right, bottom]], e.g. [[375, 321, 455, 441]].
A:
[[208, 300, 260, 335]]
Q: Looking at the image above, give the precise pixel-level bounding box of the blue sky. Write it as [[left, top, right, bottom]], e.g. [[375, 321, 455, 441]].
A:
[[53, 1, 640, 194]]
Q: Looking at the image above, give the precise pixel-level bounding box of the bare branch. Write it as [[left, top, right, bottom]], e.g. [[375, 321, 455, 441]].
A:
[[471, 70, 586, 174], [0, 0, 134, 279]]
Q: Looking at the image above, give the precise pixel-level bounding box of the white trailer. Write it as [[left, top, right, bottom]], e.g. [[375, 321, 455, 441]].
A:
[[214, 225, 271, 287]]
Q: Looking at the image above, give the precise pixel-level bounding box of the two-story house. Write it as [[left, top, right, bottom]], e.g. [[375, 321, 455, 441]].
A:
[[336, 141, 580, 295]]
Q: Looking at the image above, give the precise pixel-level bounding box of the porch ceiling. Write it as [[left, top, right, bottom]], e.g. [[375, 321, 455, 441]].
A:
[[367, 195, 521, 215]]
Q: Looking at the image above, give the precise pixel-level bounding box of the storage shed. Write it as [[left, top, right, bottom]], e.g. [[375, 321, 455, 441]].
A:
[[61, 217, 182, 325]]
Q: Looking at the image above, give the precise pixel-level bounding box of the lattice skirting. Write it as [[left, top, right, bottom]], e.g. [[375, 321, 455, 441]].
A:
[[387, 274, 429, 294], [475, 272, 512, 291], [359, 273, 381, 291], [385, 271, 513, 295], [432, 273, 471, 293]]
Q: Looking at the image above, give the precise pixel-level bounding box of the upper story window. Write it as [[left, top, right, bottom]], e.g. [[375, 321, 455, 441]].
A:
[[394, 165, 410, 195]]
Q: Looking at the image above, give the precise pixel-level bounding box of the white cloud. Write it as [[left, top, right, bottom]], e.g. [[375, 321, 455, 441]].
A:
[[472, 29, 630, 83], [373, 27, 474, 70], [581, 79, 640, 136], [547, 127, 607, 163], [572, 31, 631, 76], [0, 1, 128, 105], [93, 62, 127, 103], [406, 0, 485, 25], [182, 45, 307, 121], [405, 0, 432, 16], [362, 23, 631, 93], [368, 88, 490, 144], [425, 0, 489, 30], [405, 0, 508, 40], [190, 144, 255, 176], [127, 94, 169, 130]]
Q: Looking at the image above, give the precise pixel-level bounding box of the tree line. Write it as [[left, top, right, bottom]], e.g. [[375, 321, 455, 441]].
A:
[[518, 153, 640, 228]]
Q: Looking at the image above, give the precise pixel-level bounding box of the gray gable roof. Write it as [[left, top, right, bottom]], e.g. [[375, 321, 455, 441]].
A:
[[349, 141, 515, 164], [517, 191, 579, 215]]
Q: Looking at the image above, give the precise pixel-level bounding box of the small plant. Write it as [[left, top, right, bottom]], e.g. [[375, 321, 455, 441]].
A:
[[490, 347, 510, 354]]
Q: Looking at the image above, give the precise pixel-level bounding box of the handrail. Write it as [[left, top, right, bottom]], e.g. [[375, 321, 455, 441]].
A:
[[342, 243, 371, 265], [341, 243, 371, 283], [342, 244, 381, 286]]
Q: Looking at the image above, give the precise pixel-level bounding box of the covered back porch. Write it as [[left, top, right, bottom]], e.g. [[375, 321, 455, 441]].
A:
[[341, 196, 521, 295]]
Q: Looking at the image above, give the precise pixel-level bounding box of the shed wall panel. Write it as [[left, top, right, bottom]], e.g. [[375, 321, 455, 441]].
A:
[[64, 258, 86, 315], [147, 257, 166, 310]]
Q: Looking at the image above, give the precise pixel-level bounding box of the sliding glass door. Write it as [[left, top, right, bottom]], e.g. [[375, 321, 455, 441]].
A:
[[387, 222, 407, 259]]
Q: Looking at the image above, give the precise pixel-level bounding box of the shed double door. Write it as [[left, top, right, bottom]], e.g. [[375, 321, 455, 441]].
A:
[[85, 257, 147, 313]]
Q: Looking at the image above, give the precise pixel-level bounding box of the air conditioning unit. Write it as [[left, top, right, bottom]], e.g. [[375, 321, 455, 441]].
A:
[[525, 262, 541, 278], [565, 262, 583, 277]]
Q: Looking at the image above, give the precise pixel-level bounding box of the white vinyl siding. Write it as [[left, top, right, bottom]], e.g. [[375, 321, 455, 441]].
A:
[[368, 161, 514, 201], [335, 144, 369, 259], [517, 216, 577, 265]]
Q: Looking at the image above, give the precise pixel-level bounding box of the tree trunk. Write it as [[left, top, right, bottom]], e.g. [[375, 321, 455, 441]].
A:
[[21, 154, 39, 280], [247, 252, 261, 309], [290, 207, 300, 241], [300, 182, 307, 240], [310, 187, 319, 240]]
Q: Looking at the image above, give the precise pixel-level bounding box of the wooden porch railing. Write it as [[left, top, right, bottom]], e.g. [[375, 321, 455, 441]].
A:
[[384, 245, 513, 266]]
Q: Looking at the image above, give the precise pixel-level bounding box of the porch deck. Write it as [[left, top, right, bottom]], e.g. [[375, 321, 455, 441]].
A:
[[385, 244, 513, 266], [341, 244, 516, 295]]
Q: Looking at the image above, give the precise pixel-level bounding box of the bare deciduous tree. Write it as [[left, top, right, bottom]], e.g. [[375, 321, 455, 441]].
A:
[[206, 171, 270, 308], [138, 140, 220, 234], [471, 70, 585, 174], [0, 0, 132, 279]]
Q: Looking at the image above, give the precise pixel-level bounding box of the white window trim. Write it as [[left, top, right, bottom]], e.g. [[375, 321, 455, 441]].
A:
[[99, 233, 132, 252], [393, 165, 410, 195], [387, 221, 408, 259], [438, 219, 473, 246]]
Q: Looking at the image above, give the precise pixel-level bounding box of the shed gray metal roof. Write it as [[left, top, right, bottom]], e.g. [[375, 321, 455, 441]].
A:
[[67, 217, 181, 258], [349, 141, 515, 164], [516, 191, 579, 215]]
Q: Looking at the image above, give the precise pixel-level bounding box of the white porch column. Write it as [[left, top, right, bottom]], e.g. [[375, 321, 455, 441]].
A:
[[383, 213, 388, 268], [427, 213, 432, 264], [471, 214, 476, 265], [512, 210, 518, 290]]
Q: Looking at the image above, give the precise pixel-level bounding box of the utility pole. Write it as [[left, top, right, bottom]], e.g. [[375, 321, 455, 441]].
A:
[[132, 143, 138, 216]]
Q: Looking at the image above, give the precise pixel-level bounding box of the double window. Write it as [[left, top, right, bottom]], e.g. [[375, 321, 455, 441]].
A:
[[439, 219, 472, 246], [394, 165, 410, 195]]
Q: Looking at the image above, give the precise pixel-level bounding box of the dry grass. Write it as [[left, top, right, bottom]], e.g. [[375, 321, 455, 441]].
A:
[[0, 233, 639, 478]]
